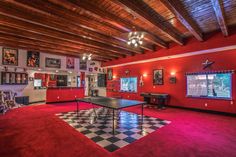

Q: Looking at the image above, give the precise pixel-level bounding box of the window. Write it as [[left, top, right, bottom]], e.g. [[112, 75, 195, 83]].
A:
[[77, 76, 81, 87], [120, 77, 137, 92], [187, 72, 232, 99], [34, 79, 42, 87]]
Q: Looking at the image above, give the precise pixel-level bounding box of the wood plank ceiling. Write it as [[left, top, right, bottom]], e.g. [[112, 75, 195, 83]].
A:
[[0, 0, 236, 62]]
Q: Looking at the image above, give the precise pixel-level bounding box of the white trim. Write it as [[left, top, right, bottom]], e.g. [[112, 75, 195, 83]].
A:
[[104, 45, 236, 68]]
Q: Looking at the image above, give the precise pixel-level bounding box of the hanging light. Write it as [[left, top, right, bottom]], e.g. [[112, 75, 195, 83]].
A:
[[88, 54, 92, 60], [131, 39, 136, 44], [82, 53, 92, 61], [127, 31, 144, 47]]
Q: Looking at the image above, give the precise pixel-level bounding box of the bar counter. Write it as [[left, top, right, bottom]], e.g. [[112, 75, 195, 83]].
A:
[[46, 87, 84, 103]]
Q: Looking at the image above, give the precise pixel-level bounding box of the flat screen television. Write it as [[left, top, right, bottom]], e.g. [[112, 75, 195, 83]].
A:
[[57, 75, 68, 86], [97, 74, 106, 87], [187, 72, 232, 99], [34, 79, 42, 87], [120, 77, 137, 92]]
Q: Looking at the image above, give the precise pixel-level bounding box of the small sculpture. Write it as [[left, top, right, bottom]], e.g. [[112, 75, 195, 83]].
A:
[[202, 59, 215, 69]]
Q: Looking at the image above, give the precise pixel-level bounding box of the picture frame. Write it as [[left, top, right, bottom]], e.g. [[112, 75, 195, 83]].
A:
[[5, 72, 10, 84], [45, 58, 61, 68], [107, 68, 113, 80], [27, 51, 40, 67], [80, 60, 87, 70], [66, 57, 75, 69], [153, 69, 164, 85], [2, 47, 18, 66], [16, 73, 21, 84], [89, 68, 93, 72], [11, 73, 16, 84]]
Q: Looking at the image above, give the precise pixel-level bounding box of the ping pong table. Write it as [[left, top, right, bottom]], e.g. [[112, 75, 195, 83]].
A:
[[75, 97, 146, 134]]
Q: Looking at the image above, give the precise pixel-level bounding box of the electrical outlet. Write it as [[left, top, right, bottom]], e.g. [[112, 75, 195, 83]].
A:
[[205, 103, 208, 107], [230, 101, 234, 105]]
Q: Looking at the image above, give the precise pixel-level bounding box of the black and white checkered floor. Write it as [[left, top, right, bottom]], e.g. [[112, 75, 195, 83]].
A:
[[56, 108, 170, 152]]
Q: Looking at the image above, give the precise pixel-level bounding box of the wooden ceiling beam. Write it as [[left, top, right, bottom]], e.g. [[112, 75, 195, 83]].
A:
[[48, 0, 168, 49], [0, 40, 110, 62], [0, 25, 122, 59], [160, 0, 203, 41], [10, 0, 121, 36], [0, 31, 116, 60], [211, 0, 229, 36], [0, 37, 113, 61], [0, 14, 133, 57], [50, 0, 130, 32], [0, 13, 135, 57], [113, 0, 184, 45], [7, 0, 143, 54], [12, 0, 122, 36], [0, 40, 82, 58]]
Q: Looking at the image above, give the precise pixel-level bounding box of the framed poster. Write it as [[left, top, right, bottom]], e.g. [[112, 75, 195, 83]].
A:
[[107, 68, 113, 80], [27, 51, 40, 67], [80, 60, 87, 70], [89, 68, 93, 72], [66, 57, 75, 69], [16, 73, 21, 84], [45, 58, 61, 68], [153, 69, 164, 85], [11, 73, 16, 84], [4, 72, 10, 84], [21, 73, 27, 84], [2, 47, 18, 66]]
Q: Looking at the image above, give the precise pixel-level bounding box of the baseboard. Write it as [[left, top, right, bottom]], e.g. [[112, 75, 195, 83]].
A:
[[46, 100, 76, 104], [29, 100, 45, 104], [167, 105, 236, 117], [46, 100, 236, 116]]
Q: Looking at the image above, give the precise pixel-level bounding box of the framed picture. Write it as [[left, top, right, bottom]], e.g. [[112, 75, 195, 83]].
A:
[[66, 57, 75, 69], [27, 51, 40, 67], [45, 58, 61, 68], [2, 47, 18, 66], [153, 69, 164, 85], [5, 72, 10, 84], [80, 60, 87, 70], [21, 73, 27, 84], [11, 73, 16, 84], [16, 73, 21, 84], [107, 68, 113, 80]]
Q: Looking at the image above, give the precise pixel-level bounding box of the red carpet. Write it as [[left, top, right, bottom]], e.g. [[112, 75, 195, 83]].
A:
[[0, 103, 236, 157]]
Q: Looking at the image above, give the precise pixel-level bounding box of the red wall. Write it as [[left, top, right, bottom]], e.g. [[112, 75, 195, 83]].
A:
[[104, 32, 236, 114], [103, 31, 236, 67]]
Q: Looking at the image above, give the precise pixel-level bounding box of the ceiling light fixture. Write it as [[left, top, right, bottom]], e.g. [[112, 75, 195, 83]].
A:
[[82, 53, 92, 61], [127, 31, 144, 47]]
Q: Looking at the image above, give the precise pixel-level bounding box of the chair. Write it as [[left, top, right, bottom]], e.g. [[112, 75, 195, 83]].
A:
[[2, 90, 19, 109], [0, 91, 8, 114]]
